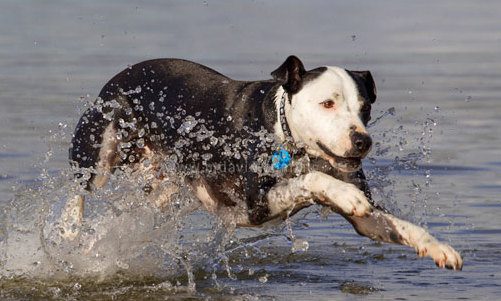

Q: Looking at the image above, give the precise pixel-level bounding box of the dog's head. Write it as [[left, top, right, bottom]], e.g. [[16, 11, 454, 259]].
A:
[[272, 55, 376, 172]]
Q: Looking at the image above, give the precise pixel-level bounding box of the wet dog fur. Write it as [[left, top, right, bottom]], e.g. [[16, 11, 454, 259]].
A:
[[65, 56, 463, 270]]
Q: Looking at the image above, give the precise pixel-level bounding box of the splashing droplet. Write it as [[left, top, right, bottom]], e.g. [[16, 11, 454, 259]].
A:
[[291, 239, 309, 253]]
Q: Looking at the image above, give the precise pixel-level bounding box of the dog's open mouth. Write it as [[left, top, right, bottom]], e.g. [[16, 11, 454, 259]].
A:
[[316, 141, 362, 171]]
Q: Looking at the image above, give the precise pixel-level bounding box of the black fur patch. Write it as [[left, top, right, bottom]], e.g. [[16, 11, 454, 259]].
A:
[[346, 70, 377, 125]]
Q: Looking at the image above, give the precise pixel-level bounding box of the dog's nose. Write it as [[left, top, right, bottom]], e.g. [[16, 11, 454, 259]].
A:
[[350, 131, 372, 157]]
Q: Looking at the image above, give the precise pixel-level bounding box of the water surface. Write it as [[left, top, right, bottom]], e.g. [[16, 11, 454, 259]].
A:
[[1, 1, 500, 300]]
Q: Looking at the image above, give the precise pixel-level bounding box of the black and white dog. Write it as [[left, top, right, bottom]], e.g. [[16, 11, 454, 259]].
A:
[[64, 56, 463, 270]]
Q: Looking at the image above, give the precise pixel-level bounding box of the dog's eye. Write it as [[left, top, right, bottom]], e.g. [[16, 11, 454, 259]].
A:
[[320, 99, 335, 109]]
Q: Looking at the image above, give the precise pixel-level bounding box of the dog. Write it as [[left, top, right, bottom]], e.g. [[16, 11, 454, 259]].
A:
[[63, 55, 463, 270]]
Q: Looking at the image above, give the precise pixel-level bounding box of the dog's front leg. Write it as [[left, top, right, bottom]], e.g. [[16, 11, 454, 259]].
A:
[[346, 210, 463, 270], [266, 171, 373, 219]]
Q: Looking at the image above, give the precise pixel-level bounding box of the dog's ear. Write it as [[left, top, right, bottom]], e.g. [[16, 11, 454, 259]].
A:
[[271, 55, 306, 94], [349, 70, 377, 104]]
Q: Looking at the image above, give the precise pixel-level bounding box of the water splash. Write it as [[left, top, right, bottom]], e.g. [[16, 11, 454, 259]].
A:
[[0, 103, 444, 298], [366, 106, 441, 223]]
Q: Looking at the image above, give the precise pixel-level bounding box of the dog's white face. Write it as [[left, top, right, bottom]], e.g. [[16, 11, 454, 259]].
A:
[[272, 56, 376, 172], [275, 65, 375, 173]]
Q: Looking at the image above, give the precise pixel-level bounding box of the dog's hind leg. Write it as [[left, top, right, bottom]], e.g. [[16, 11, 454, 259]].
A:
[[131, 145, 180, 209], [69, 104, 121, 190], [61, 106, 120, 239], [344, 210, 463, 270], [59, 194, 85, 239]]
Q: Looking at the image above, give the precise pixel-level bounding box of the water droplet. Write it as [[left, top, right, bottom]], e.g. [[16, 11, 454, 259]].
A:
[[177, 116, 198, 134], [120, 142, 132, 149], [291, 239, 309, 253], [138, 128, 145, 138], [136, 138, 145, 148], [201, 153, 213, 161], [116, 260, 130, 270]]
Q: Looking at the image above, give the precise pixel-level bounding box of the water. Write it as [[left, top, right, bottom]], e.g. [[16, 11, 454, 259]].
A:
[[1, 0, 501, 299]]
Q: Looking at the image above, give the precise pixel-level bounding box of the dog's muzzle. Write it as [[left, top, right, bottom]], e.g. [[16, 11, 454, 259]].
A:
[[349, 131, 372, 158], [316, 131, 372, 172], [316, 141, 362, 172]]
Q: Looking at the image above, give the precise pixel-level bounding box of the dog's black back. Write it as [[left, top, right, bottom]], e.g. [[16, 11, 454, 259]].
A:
[[70, 59, 287, 218]]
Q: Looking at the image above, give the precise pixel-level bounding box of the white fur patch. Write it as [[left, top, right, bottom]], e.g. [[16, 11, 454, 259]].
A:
[[383, 213, 463, 270], [266, 171, 372, 218], [193, 181, 218, 213], [93, 123, 118, 188]]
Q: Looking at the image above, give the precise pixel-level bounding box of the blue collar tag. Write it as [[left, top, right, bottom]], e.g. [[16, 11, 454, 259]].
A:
[[272, 148, 291, 170]]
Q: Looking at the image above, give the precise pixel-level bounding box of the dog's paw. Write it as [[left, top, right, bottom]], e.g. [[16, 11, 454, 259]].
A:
[[417, 240, 463, 271], [326, 183, 373, 217]]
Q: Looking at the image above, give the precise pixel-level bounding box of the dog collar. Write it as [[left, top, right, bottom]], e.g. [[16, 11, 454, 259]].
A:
[[279, 91, 293, 141]]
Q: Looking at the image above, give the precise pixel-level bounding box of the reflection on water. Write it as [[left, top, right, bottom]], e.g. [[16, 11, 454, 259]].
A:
[[1, 0, 501, 300]]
